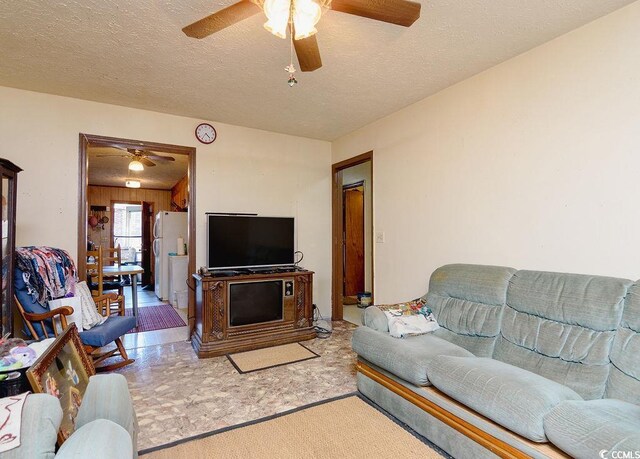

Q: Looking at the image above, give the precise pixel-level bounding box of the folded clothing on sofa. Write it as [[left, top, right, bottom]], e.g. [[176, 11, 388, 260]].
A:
[[385, 311, 439, 338]]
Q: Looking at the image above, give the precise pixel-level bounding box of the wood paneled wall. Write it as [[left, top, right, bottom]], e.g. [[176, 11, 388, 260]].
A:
[[171, 175, 189, 210], [87, 185, 171, 247]]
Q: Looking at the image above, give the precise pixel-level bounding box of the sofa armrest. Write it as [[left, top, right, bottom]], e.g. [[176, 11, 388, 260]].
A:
[[56, 419, 133, 459], [363, 306, 389, 332], [0, 394, 62, 459], [76, 374, 138, 457]]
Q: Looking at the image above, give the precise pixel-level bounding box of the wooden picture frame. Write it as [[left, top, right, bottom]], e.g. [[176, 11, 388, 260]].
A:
[[26, 323, 95, 444]]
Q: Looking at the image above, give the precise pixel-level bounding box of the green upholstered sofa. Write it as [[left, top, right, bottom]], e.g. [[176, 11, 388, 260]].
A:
[[352, 264, 640, 458], [0, 373, 137, 459]]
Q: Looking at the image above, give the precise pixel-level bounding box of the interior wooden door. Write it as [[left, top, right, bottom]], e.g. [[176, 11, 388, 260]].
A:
[[343, 185, 365, 297], [141, 201, 152, 286]]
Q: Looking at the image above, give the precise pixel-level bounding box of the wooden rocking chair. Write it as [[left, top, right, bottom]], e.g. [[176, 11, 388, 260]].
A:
[[14, 292, 135, 372]]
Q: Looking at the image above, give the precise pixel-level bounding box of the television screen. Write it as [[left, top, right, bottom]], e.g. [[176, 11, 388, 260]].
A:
[[207, 215, 295, 269], [229, 280, 283, 326]]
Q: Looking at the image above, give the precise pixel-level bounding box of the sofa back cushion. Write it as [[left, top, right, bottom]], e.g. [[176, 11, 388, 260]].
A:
[[426, 264, 516, 357], [605, 282, 640, 404], [494, 270, 631, 400]]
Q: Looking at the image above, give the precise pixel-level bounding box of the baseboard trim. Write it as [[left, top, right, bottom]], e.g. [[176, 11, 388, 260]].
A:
[[357, 361, 534, 459]]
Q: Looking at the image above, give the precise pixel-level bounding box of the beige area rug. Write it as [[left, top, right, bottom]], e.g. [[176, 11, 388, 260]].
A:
[[226, 342, 319, 374], [140, 395, 444, 459]]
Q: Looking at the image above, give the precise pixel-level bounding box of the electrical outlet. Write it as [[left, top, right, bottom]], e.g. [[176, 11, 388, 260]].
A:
[[376, 231, 385, 243]]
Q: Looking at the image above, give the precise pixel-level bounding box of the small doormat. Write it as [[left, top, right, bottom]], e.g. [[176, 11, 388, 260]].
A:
[[139, 394, 446, 458], [125, 304, 187, 334], [226, 343, 319, 374]]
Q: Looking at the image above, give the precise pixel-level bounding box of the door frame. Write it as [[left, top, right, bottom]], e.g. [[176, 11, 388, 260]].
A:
[[331, 151, 373, 320], [78, 133, 197, 331]]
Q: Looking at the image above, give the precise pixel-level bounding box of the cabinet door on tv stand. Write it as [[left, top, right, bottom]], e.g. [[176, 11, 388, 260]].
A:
[[294, 274, 313, 328], [206, 280, 227, 341]]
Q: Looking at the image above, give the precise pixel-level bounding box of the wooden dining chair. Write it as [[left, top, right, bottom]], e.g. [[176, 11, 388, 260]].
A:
[[87, 246, 125, 315], [102, 246, 122, 268]]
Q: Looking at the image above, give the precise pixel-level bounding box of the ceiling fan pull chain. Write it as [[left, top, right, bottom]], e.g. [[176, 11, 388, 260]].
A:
[[285, 21, 298, 86]]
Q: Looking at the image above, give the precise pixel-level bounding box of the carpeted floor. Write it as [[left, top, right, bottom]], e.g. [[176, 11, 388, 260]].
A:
[[227, 343, 319, 373], [140, 394, 445, 459], [125, 304, 186, 333]]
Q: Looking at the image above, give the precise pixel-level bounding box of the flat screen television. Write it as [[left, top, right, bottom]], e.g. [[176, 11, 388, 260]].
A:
[[207, 214, 295, 269]]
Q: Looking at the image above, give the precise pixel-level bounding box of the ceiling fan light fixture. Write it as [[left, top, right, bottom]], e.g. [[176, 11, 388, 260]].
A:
[[128, 160, 144, 171], [125, 180, 141, 189], [263, 0, 291, 39], [293, 0, 322, 40]]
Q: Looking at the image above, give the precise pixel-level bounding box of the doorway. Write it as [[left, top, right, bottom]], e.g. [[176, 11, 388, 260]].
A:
[[110, 201, 151, 286], [78, 134, 196, 348], [332, 152, 373, 324]]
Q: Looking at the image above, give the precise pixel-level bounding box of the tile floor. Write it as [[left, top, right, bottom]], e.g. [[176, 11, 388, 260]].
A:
[[116, 321, 358, 451], [121, 287, 190, 350], [122, 286, 163, 309]]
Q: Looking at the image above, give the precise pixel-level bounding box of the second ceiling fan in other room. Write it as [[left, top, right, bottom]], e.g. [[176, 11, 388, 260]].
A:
[[181, 0, 422, 73]]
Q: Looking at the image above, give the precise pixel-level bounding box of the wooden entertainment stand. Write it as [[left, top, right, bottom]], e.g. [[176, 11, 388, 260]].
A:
[[192, 269, 315, 358]]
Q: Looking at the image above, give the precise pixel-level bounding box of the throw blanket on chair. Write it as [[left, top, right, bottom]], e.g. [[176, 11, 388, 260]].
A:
[[15, 247, 77, 305]]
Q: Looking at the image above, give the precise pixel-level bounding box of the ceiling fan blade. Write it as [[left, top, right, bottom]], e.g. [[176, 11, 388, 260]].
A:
[[96, 154, 128, 158], [330, 0, 421, 27], [182, 1, 262, 39], [139, 157, 156, 167], [144, 155, 176, 162], [294, 35, 322, 72]]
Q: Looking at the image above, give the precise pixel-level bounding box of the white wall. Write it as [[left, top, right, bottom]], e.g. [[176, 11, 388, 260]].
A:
[[342, 162, 373, 293], [0, 87, 333, 316], [332, 2, 640, 303]]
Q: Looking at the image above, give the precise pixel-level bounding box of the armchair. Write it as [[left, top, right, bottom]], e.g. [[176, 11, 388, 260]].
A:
[[14, 273, 135, 372], [0, 374, 138, 458]]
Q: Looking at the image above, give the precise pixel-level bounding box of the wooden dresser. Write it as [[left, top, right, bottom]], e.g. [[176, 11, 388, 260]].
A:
[[192, 269, 316, 358]]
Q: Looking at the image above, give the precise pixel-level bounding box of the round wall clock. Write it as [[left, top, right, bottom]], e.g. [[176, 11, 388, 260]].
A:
[[195, 123, 217, 144]]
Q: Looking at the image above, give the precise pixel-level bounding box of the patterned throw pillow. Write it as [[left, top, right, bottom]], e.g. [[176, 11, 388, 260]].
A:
[[375, 297, 432, 317], [376, 297, 440, 338]]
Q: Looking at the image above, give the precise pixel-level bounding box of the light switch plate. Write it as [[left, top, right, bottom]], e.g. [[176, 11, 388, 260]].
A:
[[376, 231, 385, 243]]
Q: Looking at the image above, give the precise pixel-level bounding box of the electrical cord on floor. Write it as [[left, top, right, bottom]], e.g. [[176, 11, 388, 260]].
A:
[[312, 304, 332, 339]]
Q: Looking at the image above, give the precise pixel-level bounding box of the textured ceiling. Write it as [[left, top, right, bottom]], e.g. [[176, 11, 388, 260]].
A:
[[88, 146, 188, 189], [0, 0, 635, 140]]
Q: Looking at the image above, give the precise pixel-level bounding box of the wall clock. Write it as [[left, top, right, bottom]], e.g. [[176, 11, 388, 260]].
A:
[[195, 123, 217, 144]]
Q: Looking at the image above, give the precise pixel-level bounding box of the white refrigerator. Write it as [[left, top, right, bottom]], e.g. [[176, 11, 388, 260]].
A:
[[153, 211, 188, 301]]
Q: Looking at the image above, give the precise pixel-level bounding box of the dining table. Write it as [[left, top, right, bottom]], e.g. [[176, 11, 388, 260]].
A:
[[102, 264, 144, 326]]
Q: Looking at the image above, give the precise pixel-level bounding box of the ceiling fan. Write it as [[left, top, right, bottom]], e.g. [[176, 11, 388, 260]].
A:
[[182, 0, 421, 73], [97, 147, 176, 168]]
